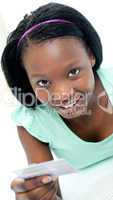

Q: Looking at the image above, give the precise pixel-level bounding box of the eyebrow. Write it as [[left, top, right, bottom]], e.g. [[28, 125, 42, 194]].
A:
[[30, 59, 81, 78], [31, 74, 47, 78]]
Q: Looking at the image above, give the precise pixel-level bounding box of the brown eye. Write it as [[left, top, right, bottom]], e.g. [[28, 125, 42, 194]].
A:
[[36, 80, 50, 87], [68, 68, 80, 77]]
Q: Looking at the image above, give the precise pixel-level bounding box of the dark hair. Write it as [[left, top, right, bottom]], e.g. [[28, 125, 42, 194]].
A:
[[1, 2, 103, 108]]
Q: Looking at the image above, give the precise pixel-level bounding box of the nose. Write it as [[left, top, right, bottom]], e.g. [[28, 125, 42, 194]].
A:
[[49, 81, 75, 107], [50, 90, 74, 107]]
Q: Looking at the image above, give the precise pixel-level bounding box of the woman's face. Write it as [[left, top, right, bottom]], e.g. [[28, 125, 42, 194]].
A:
[[22, 36, 96, 119]]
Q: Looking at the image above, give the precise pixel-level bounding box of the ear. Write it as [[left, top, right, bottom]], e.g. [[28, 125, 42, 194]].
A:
[[87, 47, 96, 68], [90, 56, 96, 68]]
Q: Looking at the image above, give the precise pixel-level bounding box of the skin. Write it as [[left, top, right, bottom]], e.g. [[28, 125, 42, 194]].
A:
[[23, 36, 96, 117], [11, 126, 62, 200], [22, 36, 113, 142], [11, 36, 113, 200]]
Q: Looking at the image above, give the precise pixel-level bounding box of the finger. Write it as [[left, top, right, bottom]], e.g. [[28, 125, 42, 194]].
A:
[[11, 176, 57, 193], [16, 181, 57, 200], [40, 181, 58, 200]]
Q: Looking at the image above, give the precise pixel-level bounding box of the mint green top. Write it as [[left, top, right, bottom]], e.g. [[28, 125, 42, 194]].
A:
[[11, 67, 113, 170]]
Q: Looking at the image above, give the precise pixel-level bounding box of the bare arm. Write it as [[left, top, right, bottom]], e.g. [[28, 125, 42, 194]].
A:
[[17, 126, 62, 198]]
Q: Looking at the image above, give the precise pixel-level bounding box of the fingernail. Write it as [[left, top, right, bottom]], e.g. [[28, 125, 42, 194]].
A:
[[42, 176, 52, 184], [51, 176, 58, 181]]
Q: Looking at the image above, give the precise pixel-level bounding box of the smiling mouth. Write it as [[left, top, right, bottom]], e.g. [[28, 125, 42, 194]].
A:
[[54, 95, 82, 110]]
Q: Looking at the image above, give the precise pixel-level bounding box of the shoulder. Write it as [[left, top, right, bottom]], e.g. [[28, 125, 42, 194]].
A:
[[11, 102, 53, 124], [97, 65, 113, 80], [97, 65, 113, 88], [11, 102, 59, 144], [97, 65, 113, 105]]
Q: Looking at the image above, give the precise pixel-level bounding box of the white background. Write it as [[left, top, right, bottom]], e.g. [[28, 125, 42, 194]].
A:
[[0, 0, 113, 199]]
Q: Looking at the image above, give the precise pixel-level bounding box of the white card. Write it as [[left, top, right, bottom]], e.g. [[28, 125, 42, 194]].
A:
[[13, 159, 76, 179]]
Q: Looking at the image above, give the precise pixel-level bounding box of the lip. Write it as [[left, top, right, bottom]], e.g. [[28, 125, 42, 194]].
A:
[[54, 95, 82, 110]]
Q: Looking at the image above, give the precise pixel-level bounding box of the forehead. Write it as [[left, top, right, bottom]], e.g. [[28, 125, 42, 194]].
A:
[[22, 37, 88, 74]]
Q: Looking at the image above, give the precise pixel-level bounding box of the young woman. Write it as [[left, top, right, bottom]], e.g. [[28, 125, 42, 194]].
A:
[[1, 2, 113, 200]]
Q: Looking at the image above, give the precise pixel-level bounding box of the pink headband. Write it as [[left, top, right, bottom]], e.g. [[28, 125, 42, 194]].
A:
[[17, 19, 73, 48]]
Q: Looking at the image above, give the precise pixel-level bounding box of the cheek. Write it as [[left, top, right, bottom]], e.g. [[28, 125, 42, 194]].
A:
[[87, 71, 95, 92], [34, 87, 50, 103], [80, 69, 95, 92]]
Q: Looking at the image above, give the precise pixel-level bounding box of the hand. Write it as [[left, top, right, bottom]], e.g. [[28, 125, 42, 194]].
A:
[[11, 175, 58, 200]]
